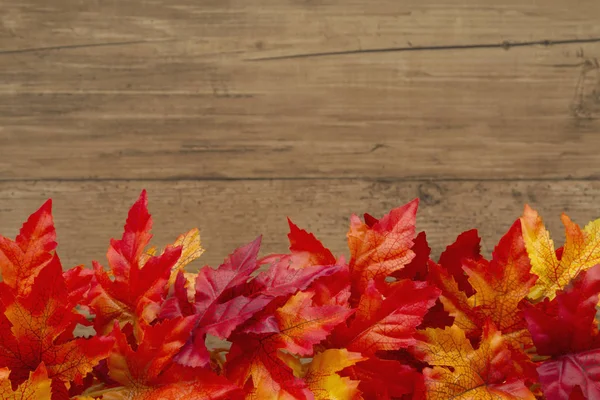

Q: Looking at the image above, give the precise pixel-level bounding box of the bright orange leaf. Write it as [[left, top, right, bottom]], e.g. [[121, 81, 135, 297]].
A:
[[87, 191, 183, 338], [0, 255, 113, 392], [226, 291, 351, 399], [429, 221, 537, 342], [347, 200, 418, 294], [0, 200, 56, 297], [85, 317, 236, 400], [0, 363, 51, 400]]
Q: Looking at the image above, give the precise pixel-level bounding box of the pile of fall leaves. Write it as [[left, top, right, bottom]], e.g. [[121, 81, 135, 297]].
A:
[[0, 190, 599, 400]]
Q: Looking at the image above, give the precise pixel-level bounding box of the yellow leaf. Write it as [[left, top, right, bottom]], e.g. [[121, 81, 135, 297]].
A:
[[0, 364, 52, 400], [171, 228, 205, 272], [140, 228, 204, 289], [304, 349, 365, 400], [415, 324, 535, 400], [521, 205, 600, 300], [281, 349, 365, 400]]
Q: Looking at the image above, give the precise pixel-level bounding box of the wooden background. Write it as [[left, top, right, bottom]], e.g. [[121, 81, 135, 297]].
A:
[[1, 0, 600, 269]]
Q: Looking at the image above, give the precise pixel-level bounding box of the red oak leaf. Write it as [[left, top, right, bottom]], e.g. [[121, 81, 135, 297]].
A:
[[524, 264, 600, 399], [347, 199, 418, 295], [0, 200, 56, 297], [0, 255, 113, 394], [87, 191, 182, 338], [89, 318, 236, 400]]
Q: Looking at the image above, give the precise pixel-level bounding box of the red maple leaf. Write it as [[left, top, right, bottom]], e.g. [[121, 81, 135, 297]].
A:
[[0, 363, 52, 399], [436, 229, 482, 297], [428, 221, 537, 341], [273, 209, 439, 399], [523, 264, 600, 399], [85, 317, 236, 400], [87, 190, 183, 339], [162, 235, 344, 369], [0, 254, 113, 395], [347, 200, 418, 295], [329, 279, 439, 399], [225, 291, 351, 399], [0, 200, 56, 297]]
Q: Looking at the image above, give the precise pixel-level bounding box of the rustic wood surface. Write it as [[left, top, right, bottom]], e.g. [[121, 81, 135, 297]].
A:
[[1, 1, 600, 267]]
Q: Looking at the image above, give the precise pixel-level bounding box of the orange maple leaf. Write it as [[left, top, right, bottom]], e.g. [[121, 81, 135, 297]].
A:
[[0, 363, 51, 400], [0, 200, 56, 297], [428, 221, 537, 342], [347, 200, 418, 294], [413, 322, 536, 400], [0, 255, 113, 392], [226, 291, 351, 399], [87, 191, 183, 339], [83, 317, 236, 400], [283, 349, 366, 400]]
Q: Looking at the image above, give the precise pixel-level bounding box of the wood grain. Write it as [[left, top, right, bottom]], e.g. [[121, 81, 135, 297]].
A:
[[0, 180, 598, 269], [2, 1, 600, 180], [2, 0, 600, 270]]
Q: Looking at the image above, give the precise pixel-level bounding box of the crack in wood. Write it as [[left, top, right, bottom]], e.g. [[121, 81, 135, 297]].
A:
[[0, 40, 164, 56], [247, 37, 600, 61], [1, 177, 600, 183]]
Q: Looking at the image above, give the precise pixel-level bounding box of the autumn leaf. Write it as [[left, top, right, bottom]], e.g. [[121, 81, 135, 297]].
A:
[[436, 229, 481, 297], [226, 291, 351, 399], [87, 190, 183, 338], [172, 237, 344, 369], [86, 318, 236, 400], [342, 357, 424, 400], [328, 279, 439, 399], [523, 264, 600, 399], [521, 204, 600, 300], [426, 260, 478, 334], [390, 231, 430, 282], [283, 349, 366, 400], [0, 200, 56, 297], [0, 255, 113, 391], [281, 212, 438, 399], [332, 279, 439, 356], [0, 363, 52, 400], [171, 238, 268, 368], [429, 221, 536, 342], [142, 228, 205, 287], [347, 199, 418, 294], [413, 322, 536, 400]]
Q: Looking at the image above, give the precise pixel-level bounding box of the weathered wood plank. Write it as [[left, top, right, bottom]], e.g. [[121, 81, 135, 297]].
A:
[[2, 42, 600, 180], [1, 1, 600, 180], [2, 0, 599, 54], [0, 180, 598, 269]]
